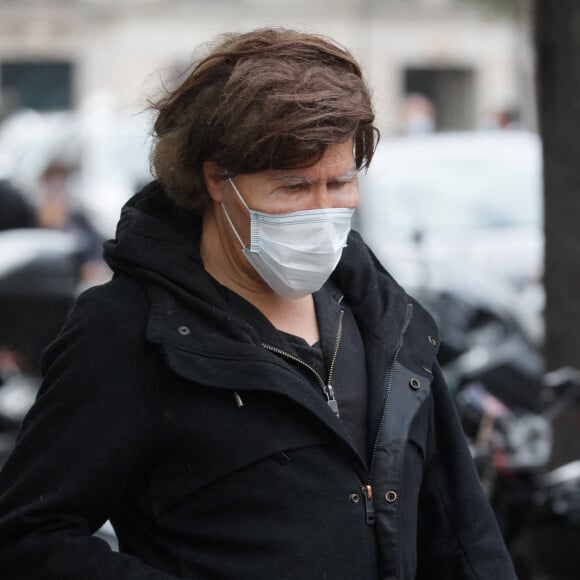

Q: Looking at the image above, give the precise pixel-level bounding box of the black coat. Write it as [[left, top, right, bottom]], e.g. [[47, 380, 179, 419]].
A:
[[0, 183, 517, 579]]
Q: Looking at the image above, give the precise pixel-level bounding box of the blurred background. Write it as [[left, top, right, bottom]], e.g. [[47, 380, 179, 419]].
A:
[[1, 1, 579, 578]]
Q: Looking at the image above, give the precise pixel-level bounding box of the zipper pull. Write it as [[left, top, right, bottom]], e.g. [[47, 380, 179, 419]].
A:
[[233, 391, 244, 408], [362, 485, 375, 525], [325, 384, 340, 417]]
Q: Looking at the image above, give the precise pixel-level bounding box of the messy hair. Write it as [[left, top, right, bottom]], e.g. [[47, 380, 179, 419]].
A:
[[151, 27, 379, 211]]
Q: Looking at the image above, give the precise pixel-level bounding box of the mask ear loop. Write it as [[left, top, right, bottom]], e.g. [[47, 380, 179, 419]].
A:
[[220, 178, 249, 250], [228, 178, 251, 211]]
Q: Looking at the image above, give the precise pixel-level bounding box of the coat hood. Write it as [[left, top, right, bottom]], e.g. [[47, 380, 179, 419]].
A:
[[103, 181, 421, 364]]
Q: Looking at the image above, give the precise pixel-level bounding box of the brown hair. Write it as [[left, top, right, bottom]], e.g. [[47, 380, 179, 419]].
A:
[[151, 28, 379, 212]]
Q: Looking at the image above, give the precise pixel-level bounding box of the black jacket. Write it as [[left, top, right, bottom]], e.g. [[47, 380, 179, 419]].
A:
[[0, 182, 516, 579]]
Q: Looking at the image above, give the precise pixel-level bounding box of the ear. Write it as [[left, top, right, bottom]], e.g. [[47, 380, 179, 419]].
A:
[[202, 161, 226, 203]]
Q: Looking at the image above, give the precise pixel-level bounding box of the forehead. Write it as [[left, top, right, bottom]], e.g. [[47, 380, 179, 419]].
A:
[[267, 141, 356, 183]]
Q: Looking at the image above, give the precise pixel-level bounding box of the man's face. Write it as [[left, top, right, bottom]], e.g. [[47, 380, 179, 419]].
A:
[[228, 140, 360, 215], [202, 140, 360, 286]]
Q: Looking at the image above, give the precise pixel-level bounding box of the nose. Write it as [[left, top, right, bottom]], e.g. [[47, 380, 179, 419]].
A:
[[313, 186, 360, 210], [314, 185, 333, 209]]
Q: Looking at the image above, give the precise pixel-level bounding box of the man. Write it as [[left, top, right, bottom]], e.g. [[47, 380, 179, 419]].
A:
[[0, 28, 516, 579]]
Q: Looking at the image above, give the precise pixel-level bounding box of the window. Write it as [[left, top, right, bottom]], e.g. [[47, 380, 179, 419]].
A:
[[404, 67, 476, 131], [1, 61, 74, 112]]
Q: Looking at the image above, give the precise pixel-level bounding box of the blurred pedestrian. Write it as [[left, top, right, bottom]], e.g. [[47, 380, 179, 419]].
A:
[[0, 28, 516, 579], [399, 93, 437, 135], [38, 160, 109, 286]]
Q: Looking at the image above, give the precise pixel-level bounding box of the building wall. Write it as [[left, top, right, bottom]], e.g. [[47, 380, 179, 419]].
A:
[[0, 0, 528, 136]]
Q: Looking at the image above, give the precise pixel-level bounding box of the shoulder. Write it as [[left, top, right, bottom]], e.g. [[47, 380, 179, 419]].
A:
[[40, 274, 157, 384], [76, 273, 149, 321], [57, 274, 148, 344], [27, 274, 164, 458]]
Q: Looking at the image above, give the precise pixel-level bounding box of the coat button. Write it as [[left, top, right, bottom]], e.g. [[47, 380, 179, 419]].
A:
[[409, 378, 421, 390], [428, 335, 437, 346], [385, 490, 398, 503], [178, 325, 191, 336], [350, 493, 361, 504]]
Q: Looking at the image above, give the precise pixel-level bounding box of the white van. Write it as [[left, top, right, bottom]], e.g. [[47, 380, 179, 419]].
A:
[[357, 130, 544, 342]]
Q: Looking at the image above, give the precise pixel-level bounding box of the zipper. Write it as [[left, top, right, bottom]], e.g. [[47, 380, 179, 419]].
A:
[[361, 483, 375, 525], [262, 308, 344, 417], [368, 302, 414, 480], [263, 303, 413, 527], [356, 302, 414, 525]]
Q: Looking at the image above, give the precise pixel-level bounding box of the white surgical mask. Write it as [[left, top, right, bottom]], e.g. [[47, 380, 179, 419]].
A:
[[222, 178, 355, 299]]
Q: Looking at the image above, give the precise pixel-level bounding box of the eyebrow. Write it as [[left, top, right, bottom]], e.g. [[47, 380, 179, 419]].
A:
[[270, 169, 359, 185]]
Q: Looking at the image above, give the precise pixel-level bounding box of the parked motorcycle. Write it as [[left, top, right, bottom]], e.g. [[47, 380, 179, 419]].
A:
[[418, 285, 580, 580], [0, 228, 82, 462]]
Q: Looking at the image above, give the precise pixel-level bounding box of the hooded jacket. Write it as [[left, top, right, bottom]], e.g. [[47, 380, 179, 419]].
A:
[[0, 182, 516, 579]]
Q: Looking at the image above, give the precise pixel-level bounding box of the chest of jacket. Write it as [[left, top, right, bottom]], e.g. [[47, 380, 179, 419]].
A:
[[133, 286, 438, 579]]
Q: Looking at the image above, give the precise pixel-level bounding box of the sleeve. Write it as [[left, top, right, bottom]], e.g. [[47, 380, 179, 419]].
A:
[[0, 284, 180, 579], [415, 364, 518, 580]]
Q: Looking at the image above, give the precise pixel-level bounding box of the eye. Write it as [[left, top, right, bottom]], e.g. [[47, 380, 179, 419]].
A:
[[283, 184, 302, 191], [277, 183, 305, 193], [330, 177, 357, 190]]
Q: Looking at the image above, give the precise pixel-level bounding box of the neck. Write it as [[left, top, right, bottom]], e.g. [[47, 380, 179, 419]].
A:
[[200, 204, 267, 299], [200, 205, 320, 344]]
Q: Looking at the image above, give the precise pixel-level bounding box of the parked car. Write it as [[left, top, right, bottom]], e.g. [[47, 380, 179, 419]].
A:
[[356, 130, 544, 344]]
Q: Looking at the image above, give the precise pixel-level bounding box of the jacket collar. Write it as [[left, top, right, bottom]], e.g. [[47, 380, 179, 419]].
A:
[[103, 183, 439, 443], [104, 181, 437, 361]]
